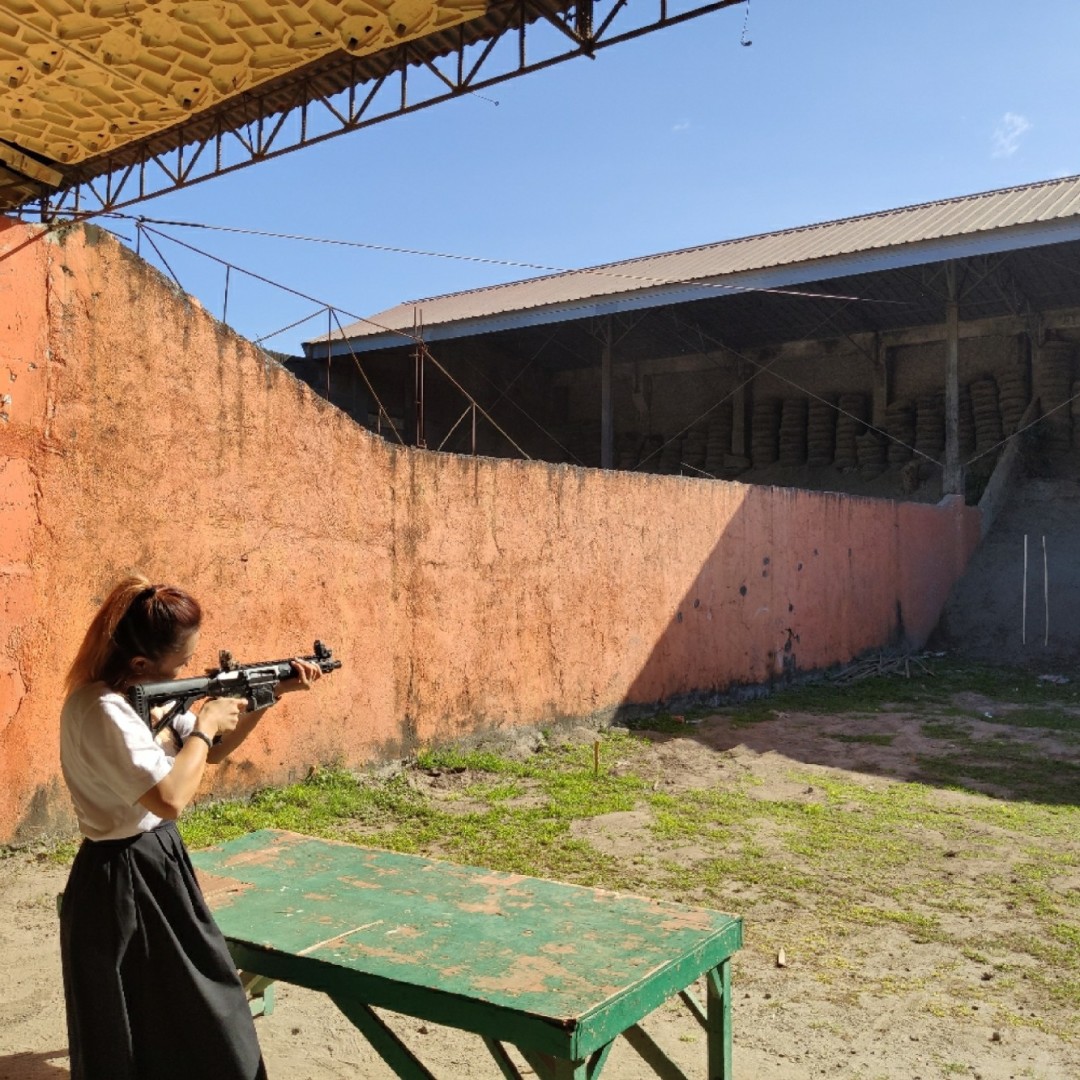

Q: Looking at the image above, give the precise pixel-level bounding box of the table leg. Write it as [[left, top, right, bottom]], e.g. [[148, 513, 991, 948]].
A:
[[705, 960, 733, 1080], [329, 993, 438, 1080], [239, 972, 275, 1017], [518, 1042, 613, 1079]]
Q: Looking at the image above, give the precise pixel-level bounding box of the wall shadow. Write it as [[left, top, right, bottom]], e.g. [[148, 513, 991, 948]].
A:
[[0, 1050, 70, 1079], [609, 482, 1077, 807]]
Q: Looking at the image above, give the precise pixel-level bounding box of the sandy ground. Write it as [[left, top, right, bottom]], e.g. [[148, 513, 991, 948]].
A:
[[2, 705, 1077, 1080]]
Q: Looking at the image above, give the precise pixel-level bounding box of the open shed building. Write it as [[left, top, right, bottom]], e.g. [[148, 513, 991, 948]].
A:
[[291, 174, 1080, 507]]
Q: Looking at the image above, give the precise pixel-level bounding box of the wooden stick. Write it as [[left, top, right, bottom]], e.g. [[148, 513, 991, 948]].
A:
[[594, 740, 600, 778], [1022, 534, 1028, 645], [1043, 535, 1049, 647]]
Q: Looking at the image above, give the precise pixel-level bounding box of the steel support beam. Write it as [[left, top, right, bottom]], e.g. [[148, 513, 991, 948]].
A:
[[17, 0, 743, 221]]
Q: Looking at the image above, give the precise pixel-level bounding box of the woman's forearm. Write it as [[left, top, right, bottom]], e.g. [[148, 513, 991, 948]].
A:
[[206, 706, 268, 764], [138, 737, 210, 818]]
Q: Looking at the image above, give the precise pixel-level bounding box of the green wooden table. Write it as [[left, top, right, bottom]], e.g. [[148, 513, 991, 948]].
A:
[[192, 829, 743, 1079]]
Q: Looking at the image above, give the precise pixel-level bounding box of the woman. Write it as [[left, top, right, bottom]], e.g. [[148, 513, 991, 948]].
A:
[[59, 576, 322, 1080]]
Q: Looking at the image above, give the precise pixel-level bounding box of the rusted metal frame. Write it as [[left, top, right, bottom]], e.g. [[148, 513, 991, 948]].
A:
[[416, 46, 466, 93], [99, 161, 138, 214], [305, 77, 347, 128], [350, 72, 392, 124], [436, 405, 473, 450], [576, 0, 596, 47], [30, 0, 736, 220], [228, 119, 258, 158], [137, 224, 184, 291], [592, 0, 633, 42], [419, 342, 532, 458], [176, 136, 211, 184], [328, 308, 408, 444], [450, 332, 581, 461], [462, 23, 508, 86], [255, 106, 292, 159], [538, 0, 592, 47], [414, 307, 427, 447]]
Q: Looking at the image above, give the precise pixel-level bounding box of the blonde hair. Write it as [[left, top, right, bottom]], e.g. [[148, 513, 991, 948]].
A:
[[66, 576, 202, 693]]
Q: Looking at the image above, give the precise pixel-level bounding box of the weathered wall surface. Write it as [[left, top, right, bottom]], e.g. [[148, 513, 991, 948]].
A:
[[0, 221, 982, 844]]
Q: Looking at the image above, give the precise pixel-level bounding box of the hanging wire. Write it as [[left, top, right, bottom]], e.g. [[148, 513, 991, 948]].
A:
[[632, 298, 945, 473], [253, 305, 329, 345], [135, 221, 184, 292], [417, 341, 532, 459], [21, 209, 1072, 472], [136, 222, 421, 345], [90, 212, 911, 310], [326, 309, 407, 445], [740, 0, 752, 45]]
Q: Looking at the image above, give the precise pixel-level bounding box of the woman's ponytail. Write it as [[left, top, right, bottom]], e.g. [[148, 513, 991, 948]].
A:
[[66, 577, 202, 692]]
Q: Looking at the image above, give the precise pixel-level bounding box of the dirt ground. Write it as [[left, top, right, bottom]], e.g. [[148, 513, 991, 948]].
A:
[[2, 701, 1077, 1080]]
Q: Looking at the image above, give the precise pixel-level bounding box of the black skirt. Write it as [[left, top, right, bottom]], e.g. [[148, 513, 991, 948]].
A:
[[60, 821, 267, 1080]]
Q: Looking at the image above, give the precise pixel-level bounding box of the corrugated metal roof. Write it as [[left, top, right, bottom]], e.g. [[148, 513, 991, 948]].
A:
[[313, 174, 1080, 353]]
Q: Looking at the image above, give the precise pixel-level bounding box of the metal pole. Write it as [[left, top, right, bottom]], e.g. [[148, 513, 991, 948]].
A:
[[1043, 535, 1049, 646], [416, 344, 425, 448], [1022, 533, 1028, 645]]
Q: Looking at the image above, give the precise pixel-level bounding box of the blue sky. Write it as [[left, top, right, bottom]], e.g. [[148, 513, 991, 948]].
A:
[[100, 0, 1080, 355]]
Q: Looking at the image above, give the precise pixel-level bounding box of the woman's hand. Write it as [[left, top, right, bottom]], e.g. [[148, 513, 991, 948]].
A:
[[196, 696, 246, 739], [276, 658, 323, 695]]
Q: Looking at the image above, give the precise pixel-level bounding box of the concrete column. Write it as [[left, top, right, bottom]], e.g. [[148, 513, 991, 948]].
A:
[[943, 262, 963, 495], [601, 318, 614, 469]]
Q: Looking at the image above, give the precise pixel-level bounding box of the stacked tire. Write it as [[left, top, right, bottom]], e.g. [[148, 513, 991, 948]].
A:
[[856, 430, 887, 477], [751, 398, 781, 468], [958, 385, 976, 460], [703, 402, 734, 477], [969, 377, 1004, 456], [806, 397, 837, 466], [681, 426, 708, 474], [914, 393, 945, 462], [657, 434, 684, 474], [884, 400, 916, 466], [778, 398, 808, 466], [997, 367, 1029, 435], [1037, 342, 1074, 452], [833, 393, 869, 470]]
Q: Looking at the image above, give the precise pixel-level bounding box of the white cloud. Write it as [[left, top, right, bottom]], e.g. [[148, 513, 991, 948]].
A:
[[672, 120, 691, 133], [992, 112, 1032, 158]]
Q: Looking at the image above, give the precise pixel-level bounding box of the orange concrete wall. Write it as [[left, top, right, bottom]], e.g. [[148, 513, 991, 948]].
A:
[[0, 221, 982, 843]]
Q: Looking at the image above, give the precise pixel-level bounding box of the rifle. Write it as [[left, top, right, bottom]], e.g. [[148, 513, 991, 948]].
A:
[[127, 640, 342, 734]]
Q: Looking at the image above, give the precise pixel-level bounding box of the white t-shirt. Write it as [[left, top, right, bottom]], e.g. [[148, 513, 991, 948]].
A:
[[60, 682, 196, 841]]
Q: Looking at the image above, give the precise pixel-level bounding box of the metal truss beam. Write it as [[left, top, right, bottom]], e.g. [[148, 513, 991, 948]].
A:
[[17, 0, 742, 221]]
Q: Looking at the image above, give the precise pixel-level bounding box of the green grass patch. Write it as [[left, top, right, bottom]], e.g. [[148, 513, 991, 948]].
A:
[[825, 732, 895, 746], [27, 658, 1071, 1046]]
